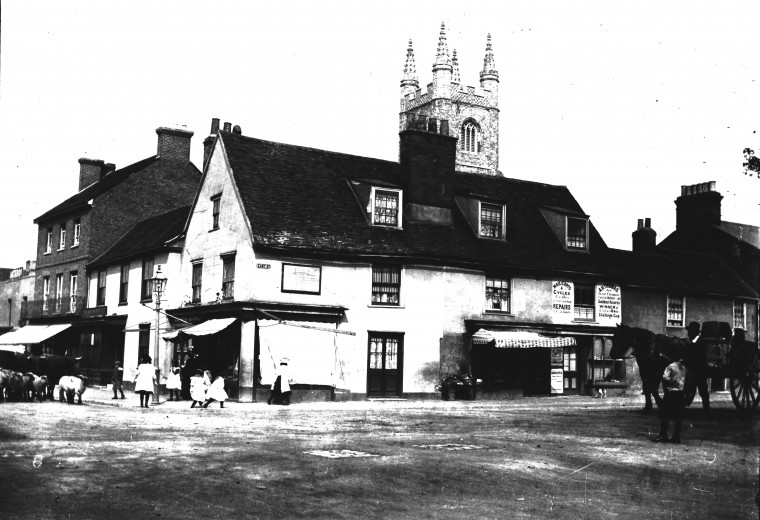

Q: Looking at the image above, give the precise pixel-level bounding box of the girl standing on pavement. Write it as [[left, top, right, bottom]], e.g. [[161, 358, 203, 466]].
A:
[[133, 355, 156, 408], [189, 369, 208, 408], [203, 373, 228, 408], [166, 358, 182, 401]]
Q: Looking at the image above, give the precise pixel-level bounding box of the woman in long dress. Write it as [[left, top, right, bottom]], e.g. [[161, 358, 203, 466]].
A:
[[133, 355, 156, 408]]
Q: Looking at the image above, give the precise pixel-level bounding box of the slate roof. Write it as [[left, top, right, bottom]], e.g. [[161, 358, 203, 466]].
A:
[[221, 131, 609, 277], [87, 206, 190, 269], [34, 157, 201, 223]]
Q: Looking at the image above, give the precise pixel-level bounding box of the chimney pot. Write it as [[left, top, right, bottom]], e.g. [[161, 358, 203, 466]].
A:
[[644, 217, 651, 228], [427, 117, 438, 133], [210, 118, 220, 134], [223, 122, 232, 132], [232, 125, 242, 135], [637, 218, 644, 230]]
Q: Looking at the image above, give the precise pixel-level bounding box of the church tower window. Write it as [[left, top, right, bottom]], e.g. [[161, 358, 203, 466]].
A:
[[462, 122, 478, 153]]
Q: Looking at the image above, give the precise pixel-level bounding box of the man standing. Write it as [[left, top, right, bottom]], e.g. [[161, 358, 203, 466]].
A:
[[685, 321, 710, 409], [652, 345, 687, 444]]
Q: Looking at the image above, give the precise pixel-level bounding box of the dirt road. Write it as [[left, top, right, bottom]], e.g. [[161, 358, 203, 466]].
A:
[[1, 392, 758, 519]]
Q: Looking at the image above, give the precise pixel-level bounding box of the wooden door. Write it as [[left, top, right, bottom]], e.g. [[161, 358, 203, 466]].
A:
[[367, 333, 403, 397]]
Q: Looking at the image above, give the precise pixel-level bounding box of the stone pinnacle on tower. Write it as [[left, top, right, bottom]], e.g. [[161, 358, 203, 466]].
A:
[[433, 22, 452, 71], [401, 39, 419, 96], [452, 49, 461, 85], [480, 33, 499, 80]]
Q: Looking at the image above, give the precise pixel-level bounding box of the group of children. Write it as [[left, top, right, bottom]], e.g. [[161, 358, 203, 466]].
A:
[[110, 357, 227, 409], [190, 368, 228, 408]]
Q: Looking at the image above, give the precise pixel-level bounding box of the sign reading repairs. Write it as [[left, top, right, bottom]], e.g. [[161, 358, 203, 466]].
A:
[[552, 281, 573, 317], [596, 284, 621, 324]]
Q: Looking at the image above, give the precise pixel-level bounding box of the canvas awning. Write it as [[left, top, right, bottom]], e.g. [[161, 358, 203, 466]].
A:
[[0, 324, 72, 345], [162, 318, 237, 340], [472, 329, 576, 349]]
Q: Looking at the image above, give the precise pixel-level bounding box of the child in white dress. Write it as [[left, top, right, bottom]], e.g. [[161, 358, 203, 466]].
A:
[[203, 373, 228, 408]]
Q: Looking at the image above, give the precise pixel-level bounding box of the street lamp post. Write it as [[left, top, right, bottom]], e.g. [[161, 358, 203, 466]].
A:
[[151, 265, 168, 405]]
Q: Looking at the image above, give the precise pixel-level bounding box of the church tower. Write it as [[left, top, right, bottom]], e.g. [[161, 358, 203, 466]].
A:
[[400, 23, 500, 176]]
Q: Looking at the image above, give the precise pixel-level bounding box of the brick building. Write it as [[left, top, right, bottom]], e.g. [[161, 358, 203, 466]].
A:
[[20, 126, 202, 382]]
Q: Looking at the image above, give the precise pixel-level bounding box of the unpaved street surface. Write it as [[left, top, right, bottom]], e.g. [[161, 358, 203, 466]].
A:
[[1, 393, 758, 520]]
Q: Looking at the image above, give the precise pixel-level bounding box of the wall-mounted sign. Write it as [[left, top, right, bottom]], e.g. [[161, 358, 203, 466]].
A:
[[596, 284, 621, 325], [256, 263, 271, 269], [550, 368, 564, 394], [552, 281, 573, 319], [281, 264, 322, 295]]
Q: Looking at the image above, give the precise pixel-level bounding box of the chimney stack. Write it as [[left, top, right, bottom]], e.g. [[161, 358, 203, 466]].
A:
[[676, 181, 722, 232], [632, 218, 657, 252], [223, 122, 232, 132], [203, 118, 221, 170], [156, 126, 194, 162], [78, 158, 106, 191]]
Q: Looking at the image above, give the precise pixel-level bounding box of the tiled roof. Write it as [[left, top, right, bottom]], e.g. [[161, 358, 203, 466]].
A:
[[34, 156, 160, 223], [218, 131, 757, 298], [87, 206, 191, 268]]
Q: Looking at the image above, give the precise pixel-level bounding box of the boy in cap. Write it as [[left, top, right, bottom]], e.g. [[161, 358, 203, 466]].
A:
[[653, 343, 687, 443], [111, 361, 126, 399]]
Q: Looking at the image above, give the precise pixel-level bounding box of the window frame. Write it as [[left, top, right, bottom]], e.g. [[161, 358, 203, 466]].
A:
[[96, 269, 107, 307], [370, 187, 402, 228], [371, 264, 402, 307], [666, 295, 685, 328], [55, 273, 64, 312], [461, 121, 479, 153], [479, 201, 505, 239], [119, 264, 129, 304], [221, 255, 235, 301], [69, 272, 78, 313], [573, 283, 595, 321], [45, 228, 53, 254], [73, 220, 81, 247], [485, 276, 511, 313], [211, 194, 222, 230], [191, 262, 203, 303], [141, 259, 154, 302], [137, 323, 151, 363], [566, 217, 589, 251], [733, 300, 746, 330], [58, 223, 66, 250], [42, 276, 50, 311]]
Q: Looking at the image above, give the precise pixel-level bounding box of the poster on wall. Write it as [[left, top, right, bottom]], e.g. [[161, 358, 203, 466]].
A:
[[551, 281, 573, 322], [596, 284, 621, 325], [281, 264, 322, 294], [550, 368, 564, 394]]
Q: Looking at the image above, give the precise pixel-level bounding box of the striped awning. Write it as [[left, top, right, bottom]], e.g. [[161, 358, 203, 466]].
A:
[[472, 329, 576, 349]]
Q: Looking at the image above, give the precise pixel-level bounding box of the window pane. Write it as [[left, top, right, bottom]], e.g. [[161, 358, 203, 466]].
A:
[[667, 296, 684, 327], [485, 277, 510, 311], [480, 203, 503, 238], [733, 301, 745, 329], [567, 218, 587, 249], [372, 265, 401, 305], [374, 190, 399, 226]]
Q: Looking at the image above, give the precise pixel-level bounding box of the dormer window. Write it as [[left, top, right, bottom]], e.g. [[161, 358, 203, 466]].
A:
[[479, 202, 504, 239], [566, 217, 588, 251], [371, 188, 402, 228], [461, 121, 479, 153]]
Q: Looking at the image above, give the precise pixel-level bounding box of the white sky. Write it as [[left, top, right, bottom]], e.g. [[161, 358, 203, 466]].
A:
[[1, 0, 758, 267]]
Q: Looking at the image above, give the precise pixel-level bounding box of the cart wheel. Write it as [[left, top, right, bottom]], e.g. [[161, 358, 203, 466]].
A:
[[730, 355, 760, 410]]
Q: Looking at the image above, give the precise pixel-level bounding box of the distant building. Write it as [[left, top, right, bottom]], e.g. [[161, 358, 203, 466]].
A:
[[0, 261, 35, 334]]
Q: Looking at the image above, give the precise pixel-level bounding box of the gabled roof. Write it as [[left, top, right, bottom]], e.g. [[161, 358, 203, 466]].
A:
[[87, 206, 190, 269], [219, 131, 609, 277], [603, 248, 758, 299], [34, 157, 201, 224], [720, 220, 760, 249]]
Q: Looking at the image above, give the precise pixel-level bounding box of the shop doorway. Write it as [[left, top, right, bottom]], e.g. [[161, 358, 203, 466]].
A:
[[367, 332, 403, 397]]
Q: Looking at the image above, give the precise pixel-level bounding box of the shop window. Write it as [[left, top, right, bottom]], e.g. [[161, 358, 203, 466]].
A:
[[479, 203, 504, 239], [574, 284, 595, 321], [371, 265, 401, 306], [667, 295, 684, 327], [588, 337, 625, 384], [485, 276, 510, 312]]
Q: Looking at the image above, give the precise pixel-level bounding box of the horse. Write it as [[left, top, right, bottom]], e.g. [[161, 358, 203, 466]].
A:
[[612, 324, 708, 413]]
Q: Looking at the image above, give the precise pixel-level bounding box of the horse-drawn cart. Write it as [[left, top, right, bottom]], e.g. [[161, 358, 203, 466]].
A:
[[612, 323, 760, 412], [693, 322, 760, 410]]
